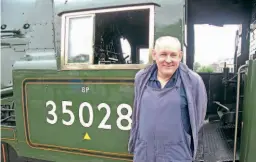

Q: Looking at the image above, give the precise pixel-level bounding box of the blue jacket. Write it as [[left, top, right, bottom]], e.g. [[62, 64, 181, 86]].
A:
[[128, 62, 208, 159]]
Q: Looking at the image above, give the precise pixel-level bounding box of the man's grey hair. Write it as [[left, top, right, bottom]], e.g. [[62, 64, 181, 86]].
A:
[[154, 36, 181, 52]]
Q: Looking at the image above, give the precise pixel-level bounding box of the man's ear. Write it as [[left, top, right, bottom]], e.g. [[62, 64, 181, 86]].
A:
[[179, 51, 183, 61]]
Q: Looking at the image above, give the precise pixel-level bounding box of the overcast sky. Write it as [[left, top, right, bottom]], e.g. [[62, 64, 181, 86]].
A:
[[194, 24, 239, 65]]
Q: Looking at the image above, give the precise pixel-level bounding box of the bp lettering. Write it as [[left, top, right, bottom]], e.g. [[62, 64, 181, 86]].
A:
[[81, 86, 89, 93]]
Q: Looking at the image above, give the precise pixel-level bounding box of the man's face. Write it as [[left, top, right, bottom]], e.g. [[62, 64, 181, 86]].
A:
[[152, 48, 183, 77]]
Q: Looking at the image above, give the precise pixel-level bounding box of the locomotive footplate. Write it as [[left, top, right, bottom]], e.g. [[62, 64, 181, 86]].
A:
[[195, 121, 239, 162]]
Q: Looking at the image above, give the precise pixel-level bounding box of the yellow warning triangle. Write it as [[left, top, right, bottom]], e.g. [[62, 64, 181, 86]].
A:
[[83, 133, 91, 140]]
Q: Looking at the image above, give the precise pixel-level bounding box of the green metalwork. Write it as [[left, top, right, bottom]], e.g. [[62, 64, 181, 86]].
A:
[[1, 0, 256, 162], [239, 59, 256, 162], [25, 80, 134, 153], [11, 70, 139, 162]]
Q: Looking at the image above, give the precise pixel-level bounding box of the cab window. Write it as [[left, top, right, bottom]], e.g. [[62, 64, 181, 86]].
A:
[[60, 4, 155, 70]]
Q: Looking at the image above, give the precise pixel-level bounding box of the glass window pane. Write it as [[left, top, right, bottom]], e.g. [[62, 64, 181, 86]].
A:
[[139, 48, 149, 64], [67, 15, 94, 63]]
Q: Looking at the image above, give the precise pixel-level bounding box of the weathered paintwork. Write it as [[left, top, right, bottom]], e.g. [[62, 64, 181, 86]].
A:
[[239, 59, 256, 162], [1, 0, 55, 88], [1, 1, 185, 161]]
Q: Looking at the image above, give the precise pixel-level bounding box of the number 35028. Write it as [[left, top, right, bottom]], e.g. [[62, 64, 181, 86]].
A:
[[45, 101, 132, 131]]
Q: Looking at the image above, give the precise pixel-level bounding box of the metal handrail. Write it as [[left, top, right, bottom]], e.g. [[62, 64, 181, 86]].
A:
[[214, 101, 230, 112], [233, 64, 248, 162]]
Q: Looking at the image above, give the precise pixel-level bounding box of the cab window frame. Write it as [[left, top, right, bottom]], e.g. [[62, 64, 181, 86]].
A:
[[60, 4, 155, 70]]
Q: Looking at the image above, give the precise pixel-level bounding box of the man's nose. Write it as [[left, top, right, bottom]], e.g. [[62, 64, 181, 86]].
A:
[[165, 55, 173, 63]]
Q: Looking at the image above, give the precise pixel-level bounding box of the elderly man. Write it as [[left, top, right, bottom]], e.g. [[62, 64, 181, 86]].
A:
[[128, 36, 207, 162]]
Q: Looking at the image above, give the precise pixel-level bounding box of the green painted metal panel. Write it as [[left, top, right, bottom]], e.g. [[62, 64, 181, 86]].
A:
[[1, 0, 185, 161], [25, 81, 134, 154], [12, 70, 138, 162], [1, 127, 16, 141], [240, 59, 256, 162], [17, 142, 129, 162]]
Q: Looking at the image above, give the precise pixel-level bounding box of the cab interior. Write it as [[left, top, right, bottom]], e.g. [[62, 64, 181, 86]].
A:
[[186, 0, 253, 161]]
